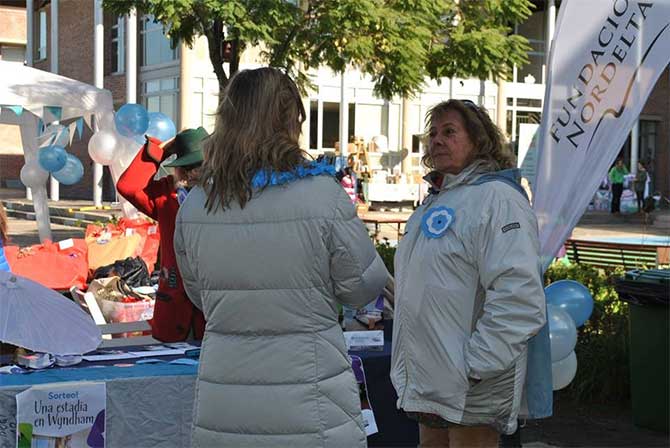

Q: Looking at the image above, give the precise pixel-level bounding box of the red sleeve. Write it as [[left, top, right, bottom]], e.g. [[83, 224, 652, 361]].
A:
[[117, 137, 171, 220]]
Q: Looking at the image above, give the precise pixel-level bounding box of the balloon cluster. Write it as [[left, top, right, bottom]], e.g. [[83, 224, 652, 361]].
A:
[[20, 104, 176, 194], [87, 104, 176, 167], [20, 124, 84, 188], [545, 280, 594, 391]]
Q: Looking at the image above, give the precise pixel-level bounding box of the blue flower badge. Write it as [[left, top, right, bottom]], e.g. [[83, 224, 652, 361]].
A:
[[421, 206, 455, 239]]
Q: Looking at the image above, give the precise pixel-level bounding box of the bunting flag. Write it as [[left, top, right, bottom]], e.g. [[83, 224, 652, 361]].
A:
[[68, 122, 78, 145], [76, 117, 84, 139], [43, 105, 63, 124], [83, 113, 93, 131], [5, 105, 24, 117]]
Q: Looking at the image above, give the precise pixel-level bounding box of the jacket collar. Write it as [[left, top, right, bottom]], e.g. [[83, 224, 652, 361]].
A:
[[423, 160, 493, 192]]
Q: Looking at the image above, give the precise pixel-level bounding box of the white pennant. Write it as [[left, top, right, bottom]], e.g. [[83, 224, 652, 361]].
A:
[[69, 122, 78, 145]]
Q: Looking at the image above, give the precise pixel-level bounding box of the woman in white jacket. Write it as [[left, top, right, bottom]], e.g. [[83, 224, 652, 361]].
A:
[[391, 99, 546, 448]]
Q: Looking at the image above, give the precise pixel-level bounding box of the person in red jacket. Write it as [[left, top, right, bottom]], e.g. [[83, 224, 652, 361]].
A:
[[117, 127, 208, 342]]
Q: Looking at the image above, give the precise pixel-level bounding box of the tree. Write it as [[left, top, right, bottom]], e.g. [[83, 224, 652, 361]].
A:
[[103, 0, 533, 99]]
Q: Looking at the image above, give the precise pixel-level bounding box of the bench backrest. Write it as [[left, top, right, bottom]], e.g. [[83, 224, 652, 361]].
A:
[[564, 239, 661, 269]]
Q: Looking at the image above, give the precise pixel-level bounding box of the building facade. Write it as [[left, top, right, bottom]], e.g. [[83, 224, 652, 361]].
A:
[[2, 0, 668, 200]]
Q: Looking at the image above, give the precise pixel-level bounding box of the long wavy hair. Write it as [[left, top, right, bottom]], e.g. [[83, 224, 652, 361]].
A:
[[422, 99, 515, 172], [201, 67, 308, 212], [0, 202, 7, 243]]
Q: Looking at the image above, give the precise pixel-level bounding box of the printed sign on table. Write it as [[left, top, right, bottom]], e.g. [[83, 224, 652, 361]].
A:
[[350, 355, 378, 436], [15, 382, 106, 448]]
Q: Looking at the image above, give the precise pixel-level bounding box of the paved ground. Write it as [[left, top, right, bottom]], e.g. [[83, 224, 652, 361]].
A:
[[5, 216, 84, 247]]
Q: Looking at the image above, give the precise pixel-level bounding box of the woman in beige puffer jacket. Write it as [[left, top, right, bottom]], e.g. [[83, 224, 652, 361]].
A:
[[174, 67, 388, 447]]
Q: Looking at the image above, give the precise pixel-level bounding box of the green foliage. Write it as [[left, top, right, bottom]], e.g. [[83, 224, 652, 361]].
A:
[[103, 0, 534, 97], [545, 262, 631, 404], [375, 238, 395, 275]]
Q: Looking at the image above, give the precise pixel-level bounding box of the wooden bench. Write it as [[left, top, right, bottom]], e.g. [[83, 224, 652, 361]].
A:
[[563, 239, 669, 270]]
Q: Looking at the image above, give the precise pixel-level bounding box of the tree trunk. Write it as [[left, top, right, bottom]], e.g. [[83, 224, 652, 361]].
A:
[[205, 19, 228, 93], [229, 38, 240, 78]]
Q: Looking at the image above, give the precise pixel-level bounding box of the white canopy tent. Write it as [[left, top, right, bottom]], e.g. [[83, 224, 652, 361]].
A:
[[0, 61, 115, 242]]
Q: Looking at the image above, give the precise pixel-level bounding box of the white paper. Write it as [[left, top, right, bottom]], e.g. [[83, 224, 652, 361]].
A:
[[344, 331, 384, 351], [57, 238, 74, 251], [361, 409, 379, 437], [82, 351, 140, 362]]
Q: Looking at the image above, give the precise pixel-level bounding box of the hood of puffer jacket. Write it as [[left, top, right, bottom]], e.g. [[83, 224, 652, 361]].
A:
[[391, 163, 546, 434]]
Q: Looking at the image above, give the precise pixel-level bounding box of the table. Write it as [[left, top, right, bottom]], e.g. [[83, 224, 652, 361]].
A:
[[0, 326, 418, 447], [360, 211, 412, 241]]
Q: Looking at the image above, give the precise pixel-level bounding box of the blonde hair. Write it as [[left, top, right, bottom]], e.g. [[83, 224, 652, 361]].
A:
[[201, 67, 307, 212], [0, 202, 7, 243], [422, 100, 515, 172]]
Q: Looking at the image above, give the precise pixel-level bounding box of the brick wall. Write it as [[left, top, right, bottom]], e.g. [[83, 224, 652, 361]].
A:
[[0, 5, 26, 45], [3, 2, 126, 201], [0, 154, 24, 188]]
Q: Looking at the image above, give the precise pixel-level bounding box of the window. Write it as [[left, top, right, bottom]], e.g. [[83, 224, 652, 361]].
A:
[[141, 15, 178, 66], [37, 10, 47, 60], [142, 77, 179, 123], [516, 10, 545, 84], [111, 17, 125, 73]]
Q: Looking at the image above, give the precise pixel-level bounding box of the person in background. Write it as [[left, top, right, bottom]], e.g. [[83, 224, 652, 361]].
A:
[[340, 166, 358, 203], [608, 157, 629, 214], [174, 67, 388, 447], [391, 99, 546, 448], [0, 202, 10, 272], [633, 161, 648, 213], [117, 127, 208, 342]]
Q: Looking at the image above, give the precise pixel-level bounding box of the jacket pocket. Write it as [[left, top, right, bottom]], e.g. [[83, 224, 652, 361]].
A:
[[412, 284, 470, 400]]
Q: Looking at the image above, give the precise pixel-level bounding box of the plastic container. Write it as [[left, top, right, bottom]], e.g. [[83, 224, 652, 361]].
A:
[[95, 298, 155, 323], [615, 269, 669, 433]]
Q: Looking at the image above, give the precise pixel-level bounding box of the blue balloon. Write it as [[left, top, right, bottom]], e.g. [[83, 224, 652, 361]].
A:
[[545, 280, 594, 327], [53, 154, 84, 185], [146, 112, 176, 142], [547, 305, 577, 362], [38, 145, 67, 172], [115, 103, 149, 138]]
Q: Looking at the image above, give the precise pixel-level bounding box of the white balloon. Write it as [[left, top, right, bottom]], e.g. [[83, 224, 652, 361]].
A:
[[88, 130, 119, 165], [20, 163, 49, 188], [551, 351, 578, 391]]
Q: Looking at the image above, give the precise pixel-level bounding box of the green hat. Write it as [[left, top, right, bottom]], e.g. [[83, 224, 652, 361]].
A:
[[164, 127, 208, 168]]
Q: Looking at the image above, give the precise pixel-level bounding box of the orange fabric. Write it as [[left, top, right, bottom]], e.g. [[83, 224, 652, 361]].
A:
[[86, 218, 161, 273], [85, 226, 144, 272], [4, 239, 88, 291]]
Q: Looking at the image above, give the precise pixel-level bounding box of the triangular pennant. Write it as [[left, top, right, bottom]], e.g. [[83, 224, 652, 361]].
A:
[[6, 105, 24, 116], [76, 117, 84, 139], [68, 122, 77, 145], [43, 106, 63, 124], [83, 114, 93, 130]]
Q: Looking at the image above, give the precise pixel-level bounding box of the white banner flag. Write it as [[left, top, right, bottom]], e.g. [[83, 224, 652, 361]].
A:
[[533, 0, 670, 268]]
